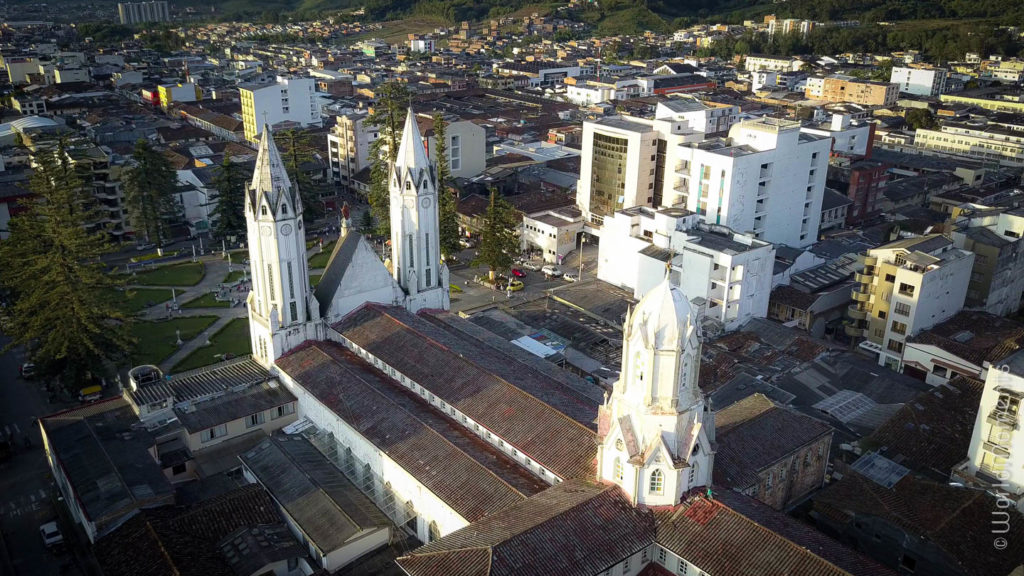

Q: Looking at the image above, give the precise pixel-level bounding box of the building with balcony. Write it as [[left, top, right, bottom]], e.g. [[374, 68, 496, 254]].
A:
[[805, 76, 899, 107], [327, 111, 378, 193], [845, 235, 974, 369], [951, 206, 1024, 316], [952, 348, 1024, 512], [597, 205, 775, 332], [673, 118, 832, 248]]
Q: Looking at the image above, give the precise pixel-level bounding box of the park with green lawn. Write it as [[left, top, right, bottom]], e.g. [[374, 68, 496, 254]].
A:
[[171, 318, 252, 373], [130, 315, 219, 365], [128, 261, 206, 286], [181, 292, 231, 309]]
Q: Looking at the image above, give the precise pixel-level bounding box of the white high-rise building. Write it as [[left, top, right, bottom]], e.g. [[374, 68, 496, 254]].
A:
[[327, 111, 378, 191], [596, 276, 715, 506], [675, 118, 832, 248], [954, 350, 1024, 512], [245, 125, 323, 367], [240, 76, 321, 143], [117, 1, 169, 24], [891, 66, 948, 97], [388, 109, 450, 313]]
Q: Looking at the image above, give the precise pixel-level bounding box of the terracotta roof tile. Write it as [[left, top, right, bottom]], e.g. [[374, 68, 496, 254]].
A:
[[276, 341, 548, 522]]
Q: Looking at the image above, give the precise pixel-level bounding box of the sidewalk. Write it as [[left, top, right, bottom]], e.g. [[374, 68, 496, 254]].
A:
[[159, 314, 241, 373]]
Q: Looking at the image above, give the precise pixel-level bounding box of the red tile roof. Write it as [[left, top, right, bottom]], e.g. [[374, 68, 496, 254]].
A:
[[396, 480, 655, 576], [908, 311, 1024, 368], [333, 305, 597, 480], [275, 341, 548, 522], [655, 495, 856, 576]]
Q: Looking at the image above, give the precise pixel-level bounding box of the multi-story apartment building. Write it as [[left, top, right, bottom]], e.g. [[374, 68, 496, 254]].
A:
[[597, 205, 775, 332], [890, 65, 948, 97], [157, 82, 199, 111], [674, 118, 831, 248], [940, 91, 1024, 114], [952, 348, 1024, 512], [117, 1, 169, 24], [914, 123, 1024, 167], [655, 98, 740, 136], [845, 235, 974, 369], [950, 206, 1024, 316], [327, 111, 378, 192], [826, 157, 889, 226], [806, 76, 899, 107], [744, 55, 805, 73], [240, 76, 321, 143]]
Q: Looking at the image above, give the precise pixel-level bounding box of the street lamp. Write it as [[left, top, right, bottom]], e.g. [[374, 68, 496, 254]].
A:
[[578, 234, 586, 281]]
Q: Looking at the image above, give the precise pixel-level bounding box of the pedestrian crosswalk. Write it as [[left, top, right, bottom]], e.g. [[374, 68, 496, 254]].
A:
[[3, 423, 20, 438], [0, 487, 52, 520]]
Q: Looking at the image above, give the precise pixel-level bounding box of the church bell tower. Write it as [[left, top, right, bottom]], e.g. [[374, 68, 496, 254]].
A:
[[389, 109, 450, 313], [596, 276, 714, 506], [245, 124, 321, 367]]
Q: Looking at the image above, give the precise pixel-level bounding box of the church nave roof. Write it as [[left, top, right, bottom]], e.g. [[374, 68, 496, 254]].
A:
[[334, 304, 599, 480], [275, 342, 549, 522]]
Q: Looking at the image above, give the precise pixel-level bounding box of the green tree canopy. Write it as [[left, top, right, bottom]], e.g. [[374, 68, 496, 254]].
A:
[[274, 128, 323, 221], [0, 143, 132, 390], [366, 82, 411, 238], [212, 157, 248, 240], [473, 189, 520, 280], [124, 139, 179, 247], [432, 113, 461, 260]]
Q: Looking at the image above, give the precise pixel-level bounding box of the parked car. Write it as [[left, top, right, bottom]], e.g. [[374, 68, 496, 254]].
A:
[[521, 261, 542, 271], [459, 238, 477, 249], [20, 362, 36, 379], [40, 522, 63, 547], [78, 385, 102, 403], [563, 272, 578, 282], [541, 265, 563, 278], [135, 242, 156, 251], [511, 268, 526, 278]]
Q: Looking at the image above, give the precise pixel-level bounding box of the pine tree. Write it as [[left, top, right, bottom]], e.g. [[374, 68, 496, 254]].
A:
[[366, 82, 411, 238], [124, 139, 179, 248], [274, 128, 323, 221], [0, 143, 132, 391], [211, 157, 248, 240], [473, 189, 520, 281], [432, 113, 462, 260]]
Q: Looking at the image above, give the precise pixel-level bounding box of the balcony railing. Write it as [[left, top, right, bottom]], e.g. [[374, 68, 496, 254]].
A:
[[987, 410, 1019, 430], [848, 304, 868, 320], [852, 286, 871, 303]]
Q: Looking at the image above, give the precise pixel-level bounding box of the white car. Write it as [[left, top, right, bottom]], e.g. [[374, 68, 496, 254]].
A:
[[521, 261, 542, 271], [563, 272, 578, 282], [541, 265, 563, 278], [40, 521, 63, 547]]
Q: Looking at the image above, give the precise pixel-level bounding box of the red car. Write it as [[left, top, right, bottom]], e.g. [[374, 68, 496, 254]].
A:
[[511, 268, 526, 278]]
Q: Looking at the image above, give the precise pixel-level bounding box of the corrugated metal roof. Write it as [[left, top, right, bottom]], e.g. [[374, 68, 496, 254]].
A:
[[128, 356, 269, 407]]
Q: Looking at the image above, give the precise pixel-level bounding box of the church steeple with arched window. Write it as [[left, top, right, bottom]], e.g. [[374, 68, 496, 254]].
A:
[[596, 275, 715, 506], [389, 108, 449, 313]]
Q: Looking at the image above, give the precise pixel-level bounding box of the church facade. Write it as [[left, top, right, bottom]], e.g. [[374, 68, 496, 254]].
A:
[[242, 114, 869, 576]]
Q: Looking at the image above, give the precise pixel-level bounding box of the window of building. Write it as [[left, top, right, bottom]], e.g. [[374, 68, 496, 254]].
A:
[[890, 320, 908, 335], [267, 264, 275, 301], [887, 339, 904, 354], [172, 463, 187, 475], [429, 521, 440, 543], [450, 134, 461, 172], [281, 204, 288, 215], [677, 560, 689, 575], [272, 403, 295, 420], [614, 457, 624, 481], [201, 424, 227, 443], [261, 205, 267, 216], [884, 273, 895, 283], [649, 469, 664, 495], [766, 471, 773, 490], [878, 310, 887, 320], [898, 282, 915, 297], [657, 547, 667, 565], [642, 547, 649, 563], [246, 412, 265, 428], [893, 302, 912, 316]]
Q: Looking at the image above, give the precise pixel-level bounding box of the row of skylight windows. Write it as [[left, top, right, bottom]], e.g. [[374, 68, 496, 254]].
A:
[[344, 338, 561, 485]]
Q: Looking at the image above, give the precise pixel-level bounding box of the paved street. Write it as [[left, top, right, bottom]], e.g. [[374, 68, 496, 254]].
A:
[[0, 335, 84, 576]]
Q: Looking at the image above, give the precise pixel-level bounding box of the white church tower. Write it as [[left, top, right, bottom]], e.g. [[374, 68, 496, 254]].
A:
[[245, 125, 322, 368], [596, 275, 715, 506], [389, 109, 450, 313]]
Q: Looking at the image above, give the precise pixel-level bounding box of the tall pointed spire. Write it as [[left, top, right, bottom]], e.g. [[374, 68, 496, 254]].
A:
[[249, 124, 293, 214], [395, 108, 430, 173]]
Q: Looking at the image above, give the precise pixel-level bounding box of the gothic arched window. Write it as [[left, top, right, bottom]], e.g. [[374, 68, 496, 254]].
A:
[[649, 469, 664, 495], [428, 521, 440, 543], [614, 457, 623, 481]]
